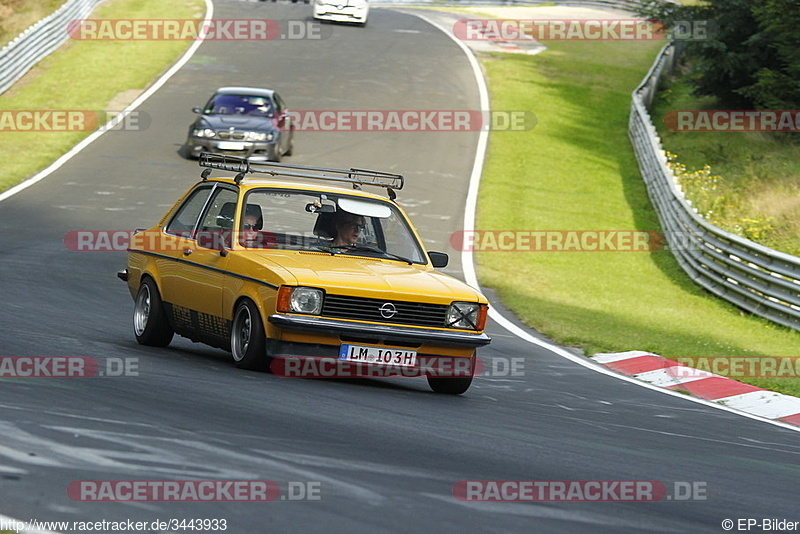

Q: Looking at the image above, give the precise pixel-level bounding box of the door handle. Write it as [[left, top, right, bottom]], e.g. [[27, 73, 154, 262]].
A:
[[183, 248, 193, 256]]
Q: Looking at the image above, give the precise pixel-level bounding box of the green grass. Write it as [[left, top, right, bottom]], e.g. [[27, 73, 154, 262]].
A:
[[0, 0, 64, 48], [650, 75, 800, 256], [0, 0, 205, 192], [471, 38, 800, 396]]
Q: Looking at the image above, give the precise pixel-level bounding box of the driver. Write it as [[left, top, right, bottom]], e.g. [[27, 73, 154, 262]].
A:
[[332, 211, 366, 247], [240, 204, 264, 248]]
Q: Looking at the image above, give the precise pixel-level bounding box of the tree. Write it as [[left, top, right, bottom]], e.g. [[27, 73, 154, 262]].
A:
[[640, 0, 800, 110]]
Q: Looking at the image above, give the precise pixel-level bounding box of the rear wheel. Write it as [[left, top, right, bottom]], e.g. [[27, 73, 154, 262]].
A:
[[231, 299, 270, 370], [133, 278, 174, 347]]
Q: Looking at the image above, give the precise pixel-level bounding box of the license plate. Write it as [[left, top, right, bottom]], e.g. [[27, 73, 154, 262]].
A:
[[338, 344, 417, 367], [216, 141, 245, 150]]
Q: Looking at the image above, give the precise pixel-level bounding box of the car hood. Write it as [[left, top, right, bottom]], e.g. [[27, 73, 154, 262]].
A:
[[195, 114, 277, 131], [241, 251, 485, 304]]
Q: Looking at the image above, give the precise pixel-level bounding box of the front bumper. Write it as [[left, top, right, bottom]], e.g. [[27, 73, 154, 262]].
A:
[[185, 138, 278, 158], [269, 313, 491, 348], [313, 6, 368, 23]]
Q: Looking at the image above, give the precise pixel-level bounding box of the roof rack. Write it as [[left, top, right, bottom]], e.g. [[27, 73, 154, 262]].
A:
[[198, 152, 404, 195]]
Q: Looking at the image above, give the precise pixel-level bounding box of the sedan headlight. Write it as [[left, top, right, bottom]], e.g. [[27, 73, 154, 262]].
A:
[[192, 128, 216, 138], [446, 302, 488, 330], [277, 286, 324, 315], [244, 131, 273, 142]]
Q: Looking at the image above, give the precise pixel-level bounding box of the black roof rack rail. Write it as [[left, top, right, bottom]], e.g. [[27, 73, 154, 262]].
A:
[[198, 152, 404, 194]]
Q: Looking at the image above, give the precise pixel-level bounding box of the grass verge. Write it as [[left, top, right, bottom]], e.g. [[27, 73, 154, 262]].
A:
[[0, 0, 205, 193], [0, 0, 64, 48], [467, 18, 800, 396], [650, 74, 800, 256]]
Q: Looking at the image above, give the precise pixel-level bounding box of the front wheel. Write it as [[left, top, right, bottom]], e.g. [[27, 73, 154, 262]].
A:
[[230, 300, 270, 370], [284, 129, 294, 157], [426, 355, 475, 395], [133, 278, 174, 347], [427, 375, 473, 395], [269, 143, 282, 163]]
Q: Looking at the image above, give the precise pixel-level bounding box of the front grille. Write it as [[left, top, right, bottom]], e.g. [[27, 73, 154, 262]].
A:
[[217, 130, 246, 140], [322, 294, 448, 328]]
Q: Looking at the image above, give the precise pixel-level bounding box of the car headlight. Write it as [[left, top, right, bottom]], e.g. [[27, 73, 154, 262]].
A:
[[446, 302, 488, 330], [277, 286, 324, 315], [244, 131, 272, 142], [192, 128, 216, 138]]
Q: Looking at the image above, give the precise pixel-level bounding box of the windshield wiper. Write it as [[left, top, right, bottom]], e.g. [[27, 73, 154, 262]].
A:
[[346, 244, 414, 265], [316, 244, 413, 264]]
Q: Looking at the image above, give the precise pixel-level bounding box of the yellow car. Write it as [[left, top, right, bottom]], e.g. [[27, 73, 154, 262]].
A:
[[118, 153, 490, 394]]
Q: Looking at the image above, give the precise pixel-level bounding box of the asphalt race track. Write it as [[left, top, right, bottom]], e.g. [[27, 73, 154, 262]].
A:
[[0, 2, 798, 533]]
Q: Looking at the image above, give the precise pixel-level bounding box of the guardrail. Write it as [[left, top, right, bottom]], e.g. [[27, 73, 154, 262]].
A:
[[0, 0, 106, 95], [629, 44, 800, 332], [6, 0, 798, 331], [374, 0, 647, 8]]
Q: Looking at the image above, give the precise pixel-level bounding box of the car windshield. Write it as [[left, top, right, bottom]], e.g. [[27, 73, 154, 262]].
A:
[[205, 94, 274, 117], [239, 189, 427, 264]]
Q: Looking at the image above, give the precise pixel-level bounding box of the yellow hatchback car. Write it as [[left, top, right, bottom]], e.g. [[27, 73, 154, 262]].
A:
[[119, 153, 491, 394]]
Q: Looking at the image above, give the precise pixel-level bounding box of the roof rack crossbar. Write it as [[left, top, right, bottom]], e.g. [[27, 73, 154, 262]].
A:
[[198, 152, 403, 191]]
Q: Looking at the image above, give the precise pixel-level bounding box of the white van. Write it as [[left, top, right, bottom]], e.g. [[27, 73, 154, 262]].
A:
[[313, 0, 369, 25]]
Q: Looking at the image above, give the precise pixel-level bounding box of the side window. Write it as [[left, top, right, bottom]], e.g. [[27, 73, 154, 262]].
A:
[[199, 187, 239, 232], [165, 186, 213, 237], [273, 93, 284, 114]]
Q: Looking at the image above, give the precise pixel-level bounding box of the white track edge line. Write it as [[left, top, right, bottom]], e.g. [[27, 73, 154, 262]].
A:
[[0, 0, 215, 204], [0, 2, 215, 532], [410, 9, 800, 433]]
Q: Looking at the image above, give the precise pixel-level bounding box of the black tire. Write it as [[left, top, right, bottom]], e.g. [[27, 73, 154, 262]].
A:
[[426, 355, 475, 395], [133, 278, 174, 347], [284, 129, 294, 157], [427, 375, 473, 395], [269, 143, 282, 163], [230, 299, 271, 370]]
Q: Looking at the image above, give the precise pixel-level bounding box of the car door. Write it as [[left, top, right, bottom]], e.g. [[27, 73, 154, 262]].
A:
[[159, 184, 238, 338]]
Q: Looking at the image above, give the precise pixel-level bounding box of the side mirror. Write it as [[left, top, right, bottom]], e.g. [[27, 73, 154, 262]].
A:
[[428, 251, 448, 268], [192, 107, 202, 114]]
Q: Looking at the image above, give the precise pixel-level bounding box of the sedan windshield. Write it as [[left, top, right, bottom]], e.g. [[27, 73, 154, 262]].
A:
[[239, 189, 427, 264], [205, 94, 273, 117]]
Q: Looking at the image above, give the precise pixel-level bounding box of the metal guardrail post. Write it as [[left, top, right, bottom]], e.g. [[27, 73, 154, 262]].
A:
[[629, 44, 800, 332], [0, 0, 106, 95]]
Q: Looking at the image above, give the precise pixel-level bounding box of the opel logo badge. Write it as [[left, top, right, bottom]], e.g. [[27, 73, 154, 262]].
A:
[[379, 302, 397, 319]]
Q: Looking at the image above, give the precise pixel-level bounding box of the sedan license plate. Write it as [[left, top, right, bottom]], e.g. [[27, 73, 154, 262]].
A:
[[339, 344, 417, 368], [216, 141, 246, 150]]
